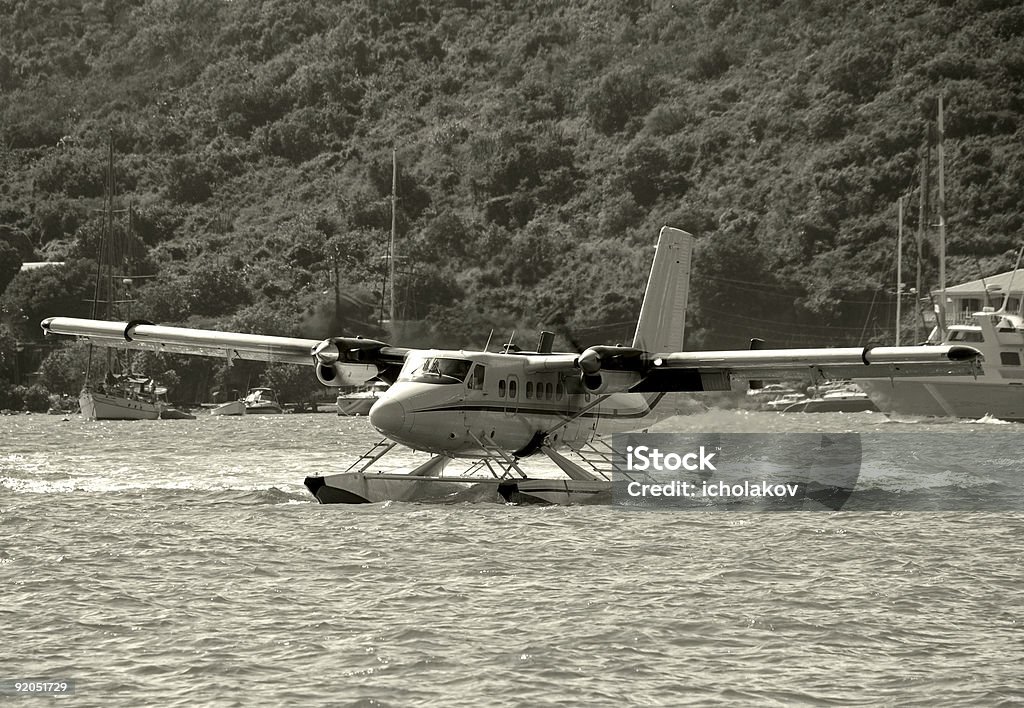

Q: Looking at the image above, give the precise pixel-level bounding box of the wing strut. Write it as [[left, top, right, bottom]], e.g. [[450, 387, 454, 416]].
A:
[[542, 394, 612, 437], [466, 430, 528, 478]]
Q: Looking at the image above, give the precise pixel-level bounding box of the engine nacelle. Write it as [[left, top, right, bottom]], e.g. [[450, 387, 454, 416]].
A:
[[579, 370, 642, 394], [312, 336, 393, 387], [315, 361, 380, 387]]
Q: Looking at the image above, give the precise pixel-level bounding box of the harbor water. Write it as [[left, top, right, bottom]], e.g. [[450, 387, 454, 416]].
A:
[[1, 410, 1022, 706]]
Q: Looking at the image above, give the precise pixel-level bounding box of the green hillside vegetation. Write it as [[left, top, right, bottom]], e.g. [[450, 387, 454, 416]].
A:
[[1, 0, 1022, 403]]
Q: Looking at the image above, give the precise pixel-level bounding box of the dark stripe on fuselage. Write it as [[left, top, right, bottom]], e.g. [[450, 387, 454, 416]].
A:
[[413, 393, 666, 420]]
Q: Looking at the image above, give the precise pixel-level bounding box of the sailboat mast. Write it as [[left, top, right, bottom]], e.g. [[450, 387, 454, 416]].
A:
[[86, 134, 116, 384], [105, 134, 116, 374], [896, 196, 903, 346], [916, 135, 930, 343], [388, 147, 397, 327], [936, 95, 947, 336]]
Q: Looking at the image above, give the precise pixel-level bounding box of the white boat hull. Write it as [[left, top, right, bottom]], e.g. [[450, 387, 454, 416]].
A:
[[245, 403, 283, 414], [858, 378, 1024, 422], [160, 407, 196, 420], [210, 400, 245, 416], [336, 396, 375, 416], [80, 391, 161, 421]]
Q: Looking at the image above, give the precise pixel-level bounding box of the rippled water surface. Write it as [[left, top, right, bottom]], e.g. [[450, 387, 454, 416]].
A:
[[2, 411, 1022, 706]]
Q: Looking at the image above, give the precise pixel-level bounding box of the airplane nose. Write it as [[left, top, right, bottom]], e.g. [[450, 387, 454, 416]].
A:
[[369, 398, 407, 435]]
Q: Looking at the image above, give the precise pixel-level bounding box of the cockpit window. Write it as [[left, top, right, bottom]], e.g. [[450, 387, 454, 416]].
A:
[[399, 357, 474, 385]]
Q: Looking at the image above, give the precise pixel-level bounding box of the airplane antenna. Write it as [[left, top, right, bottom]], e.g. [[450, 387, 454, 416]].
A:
[[503, 330, 516, 353], [483, 329, 494, 351]]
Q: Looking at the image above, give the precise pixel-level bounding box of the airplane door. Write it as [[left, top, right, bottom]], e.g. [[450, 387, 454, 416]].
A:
[[504, 375, 519, 416]]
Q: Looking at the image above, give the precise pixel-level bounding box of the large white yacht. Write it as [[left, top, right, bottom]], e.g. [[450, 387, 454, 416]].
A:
[[859, 270, 1024, 421]]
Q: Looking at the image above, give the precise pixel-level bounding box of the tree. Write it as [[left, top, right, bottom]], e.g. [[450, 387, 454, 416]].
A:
[[165, 154, 216, 204], [261, 363, 320, 407], [0, 260, 94, 340], [585, 69, 658, 135], [0, 324, 17, 386], [0, 384, 23, 411], [20, 384, 50, 413], [0, 241, 22, 294], [36, 342, 90, 395]]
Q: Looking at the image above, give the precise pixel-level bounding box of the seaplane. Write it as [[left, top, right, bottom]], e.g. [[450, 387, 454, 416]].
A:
[[40, 227, 983, 506]]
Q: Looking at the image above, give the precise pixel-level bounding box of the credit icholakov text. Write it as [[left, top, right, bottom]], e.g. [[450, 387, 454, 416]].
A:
[[623, 445, 800, 499]]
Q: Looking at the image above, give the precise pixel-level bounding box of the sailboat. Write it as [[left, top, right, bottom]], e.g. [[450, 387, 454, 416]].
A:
[[80, 373, 177, 420], [79, 137, 192, 421]]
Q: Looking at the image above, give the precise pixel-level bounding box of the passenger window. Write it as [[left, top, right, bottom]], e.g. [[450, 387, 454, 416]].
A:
[[498, 379, 506, 398], [545, 382, 553, 399], [509, 380, 517, 398], [556, 382, 564, 400], [526, 381, 533, 399]]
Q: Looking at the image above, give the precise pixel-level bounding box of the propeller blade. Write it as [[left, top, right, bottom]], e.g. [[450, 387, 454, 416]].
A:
[[311, 339, 340, 365]]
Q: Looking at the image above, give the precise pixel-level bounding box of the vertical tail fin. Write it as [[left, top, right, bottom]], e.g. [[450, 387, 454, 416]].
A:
[[631, 226, 694, 353]]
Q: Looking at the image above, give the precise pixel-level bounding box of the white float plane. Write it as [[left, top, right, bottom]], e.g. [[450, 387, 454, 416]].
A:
[[41, 227, 982, 505]]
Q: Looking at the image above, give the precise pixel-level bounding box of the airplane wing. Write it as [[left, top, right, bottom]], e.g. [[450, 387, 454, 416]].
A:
[[41, 317, 982, 392], [40, 317, 410, 386], [525, 343, 982, 393], [629, 345, 982, 392]]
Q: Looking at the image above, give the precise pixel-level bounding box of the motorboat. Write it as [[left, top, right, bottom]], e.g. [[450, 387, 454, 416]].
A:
[[243, 387, 284, 414], [208, 387, 284, 415], [780, 384, 879, 413], [762, 393, 808, 411], [336, 382, 388, 416]]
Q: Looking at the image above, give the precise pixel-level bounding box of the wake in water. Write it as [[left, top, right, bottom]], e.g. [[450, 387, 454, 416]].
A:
[[2, 413, 1020, 512], [973, 413, 1012, 425]]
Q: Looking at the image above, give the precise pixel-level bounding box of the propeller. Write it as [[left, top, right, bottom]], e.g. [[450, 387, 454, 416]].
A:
[[311, 338, 340, 365], [573, 344, 648, 393], [311, 336, 390, 366], [575, 345, 647, 374]]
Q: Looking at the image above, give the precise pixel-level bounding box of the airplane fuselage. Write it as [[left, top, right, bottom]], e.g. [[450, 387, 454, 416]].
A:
[[367, 349, 663, 457]]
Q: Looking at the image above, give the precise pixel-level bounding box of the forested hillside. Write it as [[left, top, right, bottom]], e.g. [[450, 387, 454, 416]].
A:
[[2, 0, 1023, 402]]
